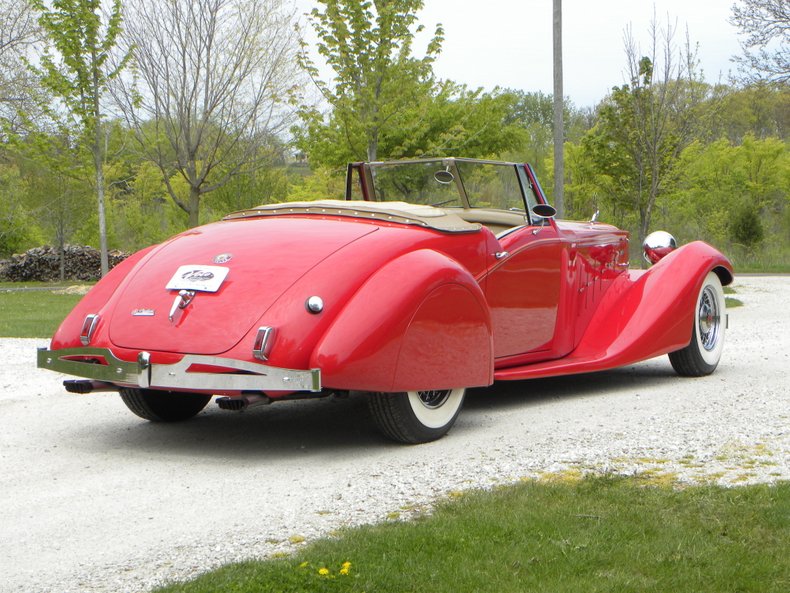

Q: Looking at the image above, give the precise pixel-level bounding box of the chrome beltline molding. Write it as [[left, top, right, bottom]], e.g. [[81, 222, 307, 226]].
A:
[[37, 347, 321, 393]]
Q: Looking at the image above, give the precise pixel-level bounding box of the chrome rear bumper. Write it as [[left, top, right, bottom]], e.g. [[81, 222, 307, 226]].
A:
[[37, 347, 321, 393]]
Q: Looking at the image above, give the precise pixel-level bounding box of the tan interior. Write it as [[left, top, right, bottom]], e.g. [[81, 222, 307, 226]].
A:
[[445, 207, 528, 236]]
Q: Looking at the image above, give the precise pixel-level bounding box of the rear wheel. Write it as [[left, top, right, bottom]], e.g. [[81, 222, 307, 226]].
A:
[[119, 388, 211, 422], [669, 271, 726, 377], [368, 388, 466, 444]]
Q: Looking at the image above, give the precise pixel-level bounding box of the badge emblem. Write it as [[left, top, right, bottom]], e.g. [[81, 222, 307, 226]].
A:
[[132, 309, 155, 317], [181, 269, 215, 282], [214, 253, 233, 264]]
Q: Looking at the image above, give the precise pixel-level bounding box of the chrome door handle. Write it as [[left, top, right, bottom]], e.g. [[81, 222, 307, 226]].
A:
[[495, 251, 509, 260]]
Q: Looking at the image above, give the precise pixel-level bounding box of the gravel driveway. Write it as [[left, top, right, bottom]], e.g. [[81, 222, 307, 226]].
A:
[[1, 275, 788, 593]]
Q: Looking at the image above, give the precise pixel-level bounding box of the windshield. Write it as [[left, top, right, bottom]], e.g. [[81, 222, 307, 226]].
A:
[[369, 161, 463, 207], [456, 161, 526, 211]]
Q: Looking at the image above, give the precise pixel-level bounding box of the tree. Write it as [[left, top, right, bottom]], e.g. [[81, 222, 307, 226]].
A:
[[30, 0, 127, 276], [500, 89, 592, 183], [0, 0, 41, 136], [730, 0, 789, 84], [583, 17, 710, 245], [114, 0, 302, 228], [300, 0, 443, 163], [298, 81, 526, 169], [706, 84, 789, 142]]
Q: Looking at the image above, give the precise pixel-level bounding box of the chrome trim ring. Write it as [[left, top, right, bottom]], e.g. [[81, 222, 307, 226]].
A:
[[698, 285, 721, 351]]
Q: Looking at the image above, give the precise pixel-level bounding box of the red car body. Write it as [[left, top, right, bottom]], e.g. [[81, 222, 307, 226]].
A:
[[38, 158, 733, 442]]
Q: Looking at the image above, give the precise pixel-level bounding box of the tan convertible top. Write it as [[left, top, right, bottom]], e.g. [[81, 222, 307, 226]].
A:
[[224, 200, 482, 233]]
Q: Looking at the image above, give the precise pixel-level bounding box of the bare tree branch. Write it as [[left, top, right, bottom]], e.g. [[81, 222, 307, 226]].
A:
[[730, 0, 790, 84], [0, 0, 42, 132], [111, 0, 302, 227]]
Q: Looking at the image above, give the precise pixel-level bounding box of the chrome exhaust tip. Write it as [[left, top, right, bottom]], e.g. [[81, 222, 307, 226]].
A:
[[216, 394, 271, 411]]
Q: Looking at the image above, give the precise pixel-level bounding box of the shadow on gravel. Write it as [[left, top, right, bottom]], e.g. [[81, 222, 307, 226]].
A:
[[464, 360, 680, 411], [73, 361, 681, 459]]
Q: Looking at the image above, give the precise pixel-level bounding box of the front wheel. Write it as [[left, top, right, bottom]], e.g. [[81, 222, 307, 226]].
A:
[[669, 271, 726, 377], [368, 388, 466, 444], [119, 388, 211, 422]]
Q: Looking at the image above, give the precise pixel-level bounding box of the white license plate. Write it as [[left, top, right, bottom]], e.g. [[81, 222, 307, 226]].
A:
[[166, 265, 230, 293]]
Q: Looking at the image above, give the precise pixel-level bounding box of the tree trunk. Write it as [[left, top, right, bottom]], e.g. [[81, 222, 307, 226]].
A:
[[552, 0, 564, 217], [94, 145, 109, 277], [188, 186, 201, 228], [367, 129, 378, 162], [57, 216, 65, 282], [92, 51, 109, 277]]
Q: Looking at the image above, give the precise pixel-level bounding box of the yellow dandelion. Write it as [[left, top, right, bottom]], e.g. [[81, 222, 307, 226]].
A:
[[318, 567, 330, 577], [340, 561, 351, 575]]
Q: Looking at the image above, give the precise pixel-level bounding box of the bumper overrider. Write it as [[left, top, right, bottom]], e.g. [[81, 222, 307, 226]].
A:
[[37, 347, 321, 393]]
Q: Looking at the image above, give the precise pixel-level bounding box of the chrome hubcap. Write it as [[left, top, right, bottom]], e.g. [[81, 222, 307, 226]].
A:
[[417, 390, 451, 409], [698, 286, 720, 351]]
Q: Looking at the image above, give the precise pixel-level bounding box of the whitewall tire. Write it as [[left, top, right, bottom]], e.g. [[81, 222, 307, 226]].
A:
[[368, 388, 466, 444], [669, 271, 726, 376]]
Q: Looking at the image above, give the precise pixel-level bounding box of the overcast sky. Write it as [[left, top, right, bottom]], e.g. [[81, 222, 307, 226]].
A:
[[295, 0, 744, 108]]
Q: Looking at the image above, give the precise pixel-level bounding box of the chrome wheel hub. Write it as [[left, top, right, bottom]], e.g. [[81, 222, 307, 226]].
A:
[[417, 390, 451, 409], [698, 286, 720, 351]]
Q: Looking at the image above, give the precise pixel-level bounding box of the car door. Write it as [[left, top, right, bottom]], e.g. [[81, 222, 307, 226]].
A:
[[484, 222, 564, 360]]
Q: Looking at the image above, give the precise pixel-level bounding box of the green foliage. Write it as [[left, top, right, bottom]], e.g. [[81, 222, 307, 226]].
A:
[[202, 167, 292, 219], [29, 0, 126, 141], [730, 205, 765, 247], [285, 166, 347, 202], [708, 84, 789, 142], [152, 477, 790, 593], [298, 1, 526, 169], [646, 134, 789, 268], [300, 0, 443, 163], [0, 163, 44, 256]]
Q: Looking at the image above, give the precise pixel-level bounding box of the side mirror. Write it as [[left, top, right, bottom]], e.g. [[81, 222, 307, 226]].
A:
[[530, 204, 557, 234], [531, 204, 557, 220], [532, 204, 557, 218]]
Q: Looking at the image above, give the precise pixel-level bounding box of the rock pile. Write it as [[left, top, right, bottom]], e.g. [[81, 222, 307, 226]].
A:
[[0, 245, 129, 282]]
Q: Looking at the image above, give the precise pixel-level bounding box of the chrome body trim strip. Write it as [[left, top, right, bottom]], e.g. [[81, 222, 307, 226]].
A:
[[37, 347, 321, 393]]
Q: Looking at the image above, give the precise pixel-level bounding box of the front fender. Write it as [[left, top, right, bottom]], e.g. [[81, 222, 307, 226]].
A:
[[495, 241, 733, 381], [574, 241, 733, 363], [311, 249, 493, 392]]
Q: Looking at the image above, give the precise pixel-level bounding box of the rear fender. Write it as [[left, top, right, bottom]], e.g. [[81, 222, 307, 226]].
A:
[[573, 241, 733, 366], [50, 245, 157, 349], [311, 249, 493, 392]]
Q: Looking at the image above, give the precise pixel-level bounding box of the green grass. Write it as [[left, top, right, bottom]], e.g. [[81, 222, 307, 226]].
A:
[[0, 283, 90, 337], [153, 476, 789, 593], [723, 286, 744, 308]]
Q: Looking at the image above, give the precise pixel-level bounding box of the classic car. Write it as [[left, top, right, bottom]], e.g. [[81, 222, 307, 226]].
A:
[[38, 157, 733, 443]]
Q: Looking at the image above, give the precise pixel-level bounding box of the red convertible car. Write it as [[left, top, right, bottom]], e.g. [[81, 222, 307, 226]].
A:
[[38, 158, 733, 443]]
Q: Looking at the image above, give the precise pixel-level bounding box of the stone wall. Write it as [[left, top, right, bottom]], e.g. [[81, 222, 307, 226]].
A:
[[0, 245, 129, 282]]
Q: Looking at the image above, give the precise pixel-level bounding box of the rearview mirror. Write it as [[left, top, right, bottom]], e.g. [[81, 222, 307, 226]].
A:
[[434, 169, 454, 184]]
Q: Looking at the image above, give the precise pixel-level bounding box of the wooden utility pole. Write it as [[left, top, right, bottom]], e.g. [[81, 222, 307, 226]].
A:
[[552, 0, 564, 216]]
